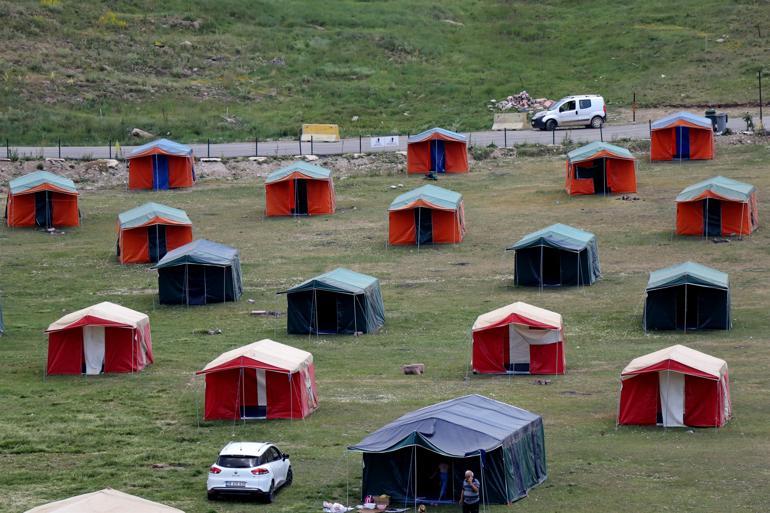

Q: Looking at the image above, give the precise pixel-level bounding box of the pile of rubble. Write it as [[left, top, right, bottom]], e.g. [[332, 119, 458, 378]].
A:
[[488, 91, 554, 113]]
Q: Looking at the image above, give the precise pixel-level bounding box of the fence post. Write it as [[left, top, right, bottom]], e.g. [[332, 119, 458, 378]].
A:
[[58, 138, 61, 159], [648, 120, 652, 138], [759, 70, 764, 127], [207, 138, 211, 158], [359, 134, 362, 153], [504, 128, 507, 148], [552, 130, 555, 145], [311, 135, 314, 155], [255, 136, 258, 157], [6, 139, 8, 159], [298, 133, 302, 155], [632, 92, 637, 122], [108, 139, 112, 159], [600, 125, 603, 142]]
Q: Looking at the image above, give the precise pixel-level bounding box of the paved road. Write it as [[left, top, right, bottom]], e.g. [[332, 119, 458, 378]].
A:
[[5, 116, 757, 160]]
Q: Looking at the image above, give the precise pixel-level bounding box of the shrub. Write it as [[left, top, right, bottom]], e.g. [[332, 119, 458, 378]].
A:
[[98, 10, 127, 29]]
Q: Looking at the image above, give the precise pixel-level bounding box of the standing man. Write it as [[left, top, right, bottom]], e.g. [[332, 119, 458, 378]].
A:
[[459, 470, 480, 513]]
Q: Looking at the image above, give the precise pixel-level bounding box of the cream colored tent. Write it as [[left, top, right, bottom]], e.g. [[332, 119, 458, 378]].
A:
[[25, 488, 184, 513]]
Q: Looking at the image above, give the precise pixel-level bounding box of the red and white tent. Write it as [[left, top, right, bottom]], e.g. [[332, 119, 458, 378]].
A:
[[197, 339, 318, 420], [472, 301, 565, 375], [618, 344, 731, 428], [46, 302, 153, 375]]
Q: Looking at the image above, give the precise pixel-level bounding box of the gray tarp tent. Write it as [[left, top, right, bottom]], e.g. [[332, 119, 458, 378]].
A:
[[280, 268, 385, 334], [348, 395, 546, 506]]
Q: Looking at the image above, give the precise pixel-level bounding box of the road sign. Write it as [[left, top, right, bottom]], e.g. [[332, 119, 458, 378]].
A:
[[370, 136, 400, 148]]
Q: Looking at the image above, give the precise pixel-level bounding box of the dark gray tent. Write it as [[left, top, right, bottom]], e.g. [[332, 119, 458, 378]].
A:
[[644, 261, 730, 331], [280, 268, 384, 335], [507, 223, 600, 287], [152, 239, 243, 305], [348, 395, 546, 506]]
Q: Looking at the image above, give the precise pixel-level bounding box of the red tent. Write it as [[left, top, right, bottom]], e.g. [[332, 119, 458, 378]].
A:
[[46, 302, 153, 375], [675, 176, 758, 237], [126, 139, 195, 190], [5, 171, 79, 228], [472, 302, 565, 375], [407, 128, 468, 174], [565, 142, 636, 195], [618, 344, 731, 428], [264, 162, 336, 216], [117, 202, 193, 264], [650, 112, 714, 161], [388, 184, 465, 245], [197, 339, 318, 420]]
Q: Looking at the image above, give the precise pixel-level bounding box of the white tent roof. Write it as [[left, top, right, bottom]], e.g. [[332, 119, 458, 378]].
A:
[[47, 302, 149, 332], [25, 489, 184, 513], [201, 338, 313, 373], [472, 301, 561, 331], [622, 344, 727, 379]]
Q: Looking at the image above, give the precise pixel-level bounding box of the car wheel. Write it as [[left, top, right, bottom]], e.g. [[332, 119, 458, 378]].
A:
[[285, 467, 293, 487], [545, 119, 557, 131], [264, 481, 275, 503], [590, 116, 604, 129], [207, 491, 218, 501]]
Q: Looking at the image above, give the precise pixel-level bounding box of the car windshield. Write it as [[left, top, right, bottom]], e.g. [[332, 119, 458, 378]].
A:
[[217, 455, 259, 468]]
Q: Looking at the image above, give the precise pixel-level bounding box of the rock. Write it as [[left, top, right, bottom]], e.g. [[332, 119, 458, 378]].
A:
[[270, 56, 286, 66], [396, 151, 407, 157], [401, 363, 425, 375], [45, 157, 65, 163], [441, 19, 464, 26], [715, 38, 725, 43], [304, 154, 319, 161], [196, 161, 228, 178], [180, 40, 193, 47], [100, 159, 119, 169], [199, 157, 221, 162], [351, 153, 365, 158], [351, 115, 359, 122], [248, 156, 268, 162], [130, 128, 154, 138]]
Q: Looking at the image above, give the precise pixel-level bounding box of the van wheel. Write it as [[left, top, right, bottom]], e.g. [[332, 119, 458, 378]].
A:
[[545, 119, 557, 131], [590, 116, 604, 129]]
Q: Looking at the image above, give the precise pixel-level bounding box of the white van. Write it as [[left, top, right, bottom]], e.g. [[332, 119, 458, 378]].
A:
[[531, 95, 606, 130]]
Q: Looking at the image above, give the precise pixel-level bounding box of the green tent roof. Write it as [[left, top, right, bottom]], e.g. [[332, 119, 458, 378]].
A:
[[265, 162, 332, 184], [566, 141, 634, 164], [153, 239, 239, 269], [508, 223, 595, 252], [389, 184, 462, 211], [647, 261, 729, 291], [676, 176, 755, 203], [283, 268, 379, 295], [9, 171, 77, 195], [118, 202, 191, 229]]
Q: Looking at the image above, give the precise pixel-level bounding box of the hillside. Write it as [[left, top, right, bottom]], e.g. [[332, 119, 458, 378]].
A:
[[0, 0, 767, 143]]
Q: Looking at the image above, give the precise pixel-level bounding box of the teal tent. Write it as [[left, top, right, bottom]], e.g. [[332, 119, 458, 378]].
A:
[[644, 261, 730, 331], [281, 268, 385, 335], [507, 223, 600, 286]]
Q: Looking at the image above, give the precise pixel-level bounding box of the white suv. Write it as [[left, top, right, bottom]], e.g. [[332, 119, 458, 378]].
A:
[[207, 442, 292, 502], [531, 95, 606, 131]]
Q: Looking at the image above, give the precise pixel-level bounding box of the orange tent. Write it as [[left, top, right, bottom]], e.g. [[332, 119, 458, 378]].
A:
[[126, 139, 195, 190], [265, 162, 336, 216], [565, 142, 636, 195], [5, 171, 79, 228], [388, 184, 465, 245], [117, 202, 193, 264], [675, 176, 758, 237], [407, 127, 468, 174], [651, 112, 714, 161]]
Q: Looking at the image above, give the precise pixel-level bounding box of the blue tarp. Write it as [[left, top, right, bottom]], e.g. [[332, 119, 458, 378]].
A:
[[651, 112, 712, 131], [118, 202, 191, 229], [9, 171, 77, 195], [153, 239, 239, 268], [127, 138, 193, 158], [408, 127, 467, 143], [389, 184, 462, 211], [266, 162, 332, 183]]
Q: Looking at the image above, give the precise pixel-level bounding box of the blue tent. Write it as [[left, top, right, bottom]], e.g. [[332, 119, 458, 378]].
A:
[[349, 395, 546, 505]]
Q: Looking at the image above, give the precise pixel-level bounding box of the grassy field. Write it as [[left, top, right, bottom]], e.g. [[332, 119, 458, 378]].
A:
[[0, 0, 768, 144], [2, 141, 770, 512]]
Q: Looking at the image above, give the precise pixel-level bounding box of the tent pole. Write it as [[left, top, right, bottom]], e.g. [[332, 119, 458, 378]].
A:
[[417, 208, 421, 252], [185, 264, 189, 307], [479, 453, 487, 513], [414, 447, 417, 513]]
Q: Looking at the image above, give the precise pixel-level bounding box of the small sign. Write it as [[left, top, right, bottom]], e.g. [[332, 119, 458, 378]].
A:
[[301, 124, 340, 142], [370, 136, 400, 148]]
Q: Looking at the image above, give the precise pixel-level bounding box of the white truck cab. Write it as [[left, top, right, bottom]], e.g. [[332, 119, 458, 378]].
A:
[[531, 95, 606, 131]]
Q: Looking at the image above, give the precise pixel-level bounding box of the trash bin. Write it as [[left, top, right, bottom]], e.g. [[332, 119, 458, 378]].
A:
[[714, 113, 728, 134], [704, 109, 717, 131]]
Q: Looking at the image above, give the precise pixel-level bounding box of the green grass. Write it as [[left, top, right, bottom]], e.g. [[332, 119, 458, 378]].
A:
[[0, 0, 768, 144], [2, 142, 770, 512]]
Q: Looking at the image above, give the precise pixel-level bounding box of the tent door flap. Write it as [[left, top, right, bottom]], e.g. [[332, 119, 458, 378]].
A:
[[293, 179, 309, 215], [430, 140, 446, 172], [147, 224, 168, 262], [34, 191, 53, 228], [658, 371, 685, 427], [185, 266, 207, 305], [507, 324, 530, 374], [674, 126, 690, 159], [241, 369, 267, 419], [153, 155, 170, 190], [704, 199, 722, 237], [83, 326, 105, 375], [415, 207, 433, 245]]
